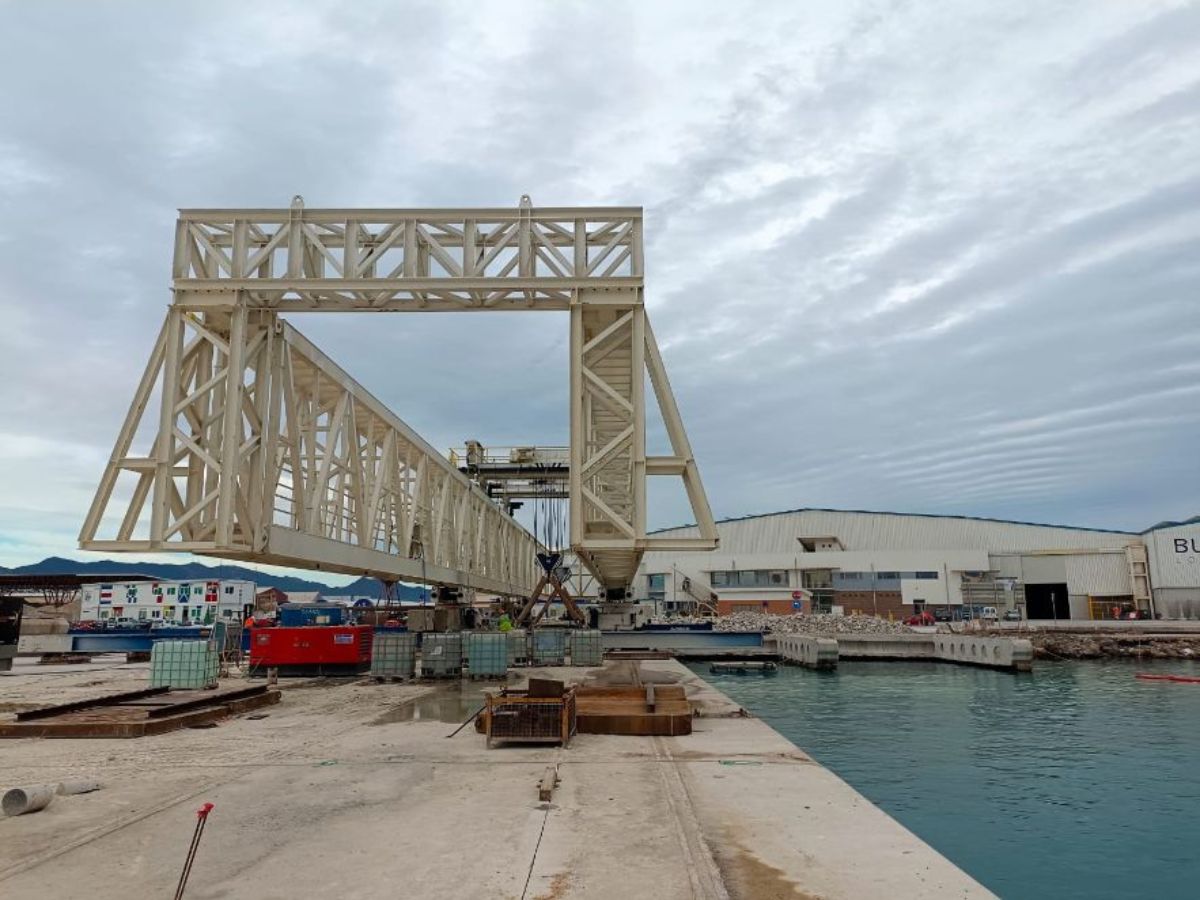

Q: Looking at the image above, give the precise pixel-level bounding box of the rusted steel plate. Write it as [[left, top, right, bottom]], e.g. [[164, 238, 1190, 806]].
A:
[[15, 686, 170, 721], [0, 689, 280, 738]]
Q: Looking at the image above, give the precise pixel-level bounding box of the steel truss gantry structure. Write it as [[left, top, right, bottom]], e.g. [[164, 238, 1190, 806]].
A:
[[80, 197, 717, 597]]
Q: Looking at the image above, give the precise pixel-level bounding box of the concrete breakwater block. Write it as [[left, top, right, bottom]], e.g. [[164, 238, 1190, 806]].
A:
[[779, 633, 1034, 671], [775, 635, 839, 670]]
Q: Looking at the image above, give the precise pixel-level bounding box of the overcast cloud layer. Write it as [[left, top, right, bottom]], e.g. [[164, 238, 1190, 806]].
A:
[[1, 1, 1198, 577]]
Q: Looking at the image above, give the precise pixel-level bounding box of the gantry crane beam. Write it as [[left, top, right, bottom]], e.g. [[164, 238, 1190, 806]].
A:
[[81, 197, 717, 596], [172, 195, 641, 312]]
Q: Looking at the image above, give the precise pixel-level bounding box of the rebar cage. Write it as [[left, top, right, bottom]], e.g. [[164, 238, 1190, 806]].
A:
[[484, 688, 577, 748]]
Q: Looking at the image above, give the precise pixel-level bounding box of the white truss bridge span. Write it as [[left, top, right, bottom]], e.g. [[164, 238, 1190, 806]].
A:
[[80, 197, 717, 597]]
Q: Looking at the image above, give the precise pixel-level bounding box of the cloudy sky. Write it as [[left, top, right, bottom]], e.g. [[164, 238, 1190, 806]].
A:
[[1, 1, 1198, 579]]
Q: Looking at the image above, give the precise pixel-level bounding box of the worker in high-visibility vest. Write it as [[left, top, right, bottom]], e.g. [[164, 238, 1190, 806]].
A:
[[497, 612, 513, 633]]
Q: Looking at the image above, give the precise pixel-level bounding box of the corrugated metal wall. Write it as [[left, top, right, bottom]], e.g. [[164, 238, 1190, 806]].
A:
[[1146, 524, 1200, 589], [1065, 553, 1131, 596], [1021, 556, 1067, 585], [639, 511, 1144, 601]]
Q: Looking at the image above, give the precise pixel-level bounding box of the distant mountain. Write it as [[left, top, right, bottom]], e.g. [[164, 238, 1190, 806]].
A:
[[4, 557, 428, 601]]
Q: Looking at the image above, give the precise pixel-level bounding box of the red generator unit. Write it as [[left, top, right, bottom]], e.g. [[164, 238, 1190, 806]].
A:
[[249, 625, 374, 676]]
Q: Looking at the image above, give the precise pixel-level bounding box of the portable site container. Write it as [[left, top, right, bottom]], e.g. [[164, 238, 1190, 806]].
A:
[[80, 579, 254, 626], [568, 630, 604, 666], [149, 640, 219, 689], [530, 629, 567, 666], [420, 632, 463, 678], [466, 632, 509, 678], [506, 629, 529, 666], [370, 632, 417, 679]]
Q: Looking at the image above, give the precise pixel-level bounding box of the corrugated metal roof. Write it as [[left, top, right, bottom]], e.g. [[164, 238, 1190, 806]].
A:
[[653, 507, 1142, 537], [1141, 515, 1200, 534], [651, 509, 1139, 554]]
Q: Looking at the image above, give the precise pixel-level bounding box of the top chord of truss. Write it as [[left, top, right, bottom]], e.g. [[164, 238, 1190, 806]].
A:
[[173, 195, 643, 312]]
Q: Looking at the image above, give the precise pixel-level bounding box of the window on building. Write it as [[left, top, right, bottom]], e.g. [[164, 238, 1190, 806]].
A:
[[914, 571, 939, 580], [224, 586, 234, 594], [193, 586, 203, 595], [834, 572, 867, 581], [876, 572, 900, 580], [802, 570, 832, 589], [711, 570, 789, 589], [798, 537, 843, 552], [647, 573, 666, 602], [167, 587, 176, 595]]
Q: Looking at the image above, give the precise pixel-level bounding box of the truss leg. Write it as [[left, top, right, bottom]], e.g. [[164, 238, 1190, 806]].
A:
[[515, 573, 549, 626], [550, 578, 586, 625]]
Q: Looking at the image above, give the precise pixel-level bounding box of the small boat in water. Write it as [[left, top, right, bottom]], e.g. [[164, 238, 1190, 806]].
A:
[[1136, 673, 1200, 683]]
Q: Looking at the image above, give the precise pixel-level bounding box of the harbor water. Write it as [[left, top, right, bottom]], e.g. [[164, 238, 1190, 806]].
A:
[[693, 659, 1200, 899]]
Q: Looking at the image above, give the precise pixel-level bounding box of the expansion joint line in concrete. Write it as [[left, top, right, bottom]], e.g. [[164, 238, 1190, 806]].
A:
[[651, 735, 730, 900], [520, 802, 553, 900], [521, 753, 564, 900]]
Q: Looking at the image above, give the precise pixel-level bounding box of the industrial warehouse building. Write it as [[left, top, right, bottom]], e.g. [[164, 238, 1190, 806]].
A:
[[635, 509, 1200, 620]]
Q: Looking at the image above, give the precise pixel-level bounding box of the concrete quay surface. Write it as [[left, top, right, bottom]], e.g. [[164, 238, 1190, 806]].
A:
[[0, 657, 991, 899]]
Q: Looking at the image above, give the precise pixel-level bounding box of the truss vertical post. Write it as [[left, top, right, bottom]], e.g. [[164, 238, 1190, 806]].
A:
[[150, 308, 184, 543], [215, 301, 248, 547], [569, 299, 585, 547], [631, 305, 647, 539]]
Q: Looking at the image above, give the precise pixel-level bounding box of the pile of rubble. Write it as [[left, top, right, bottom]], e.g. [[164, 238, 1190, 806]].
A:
[[711, 611, 913, 636], [1031, 633, 1200, 660]]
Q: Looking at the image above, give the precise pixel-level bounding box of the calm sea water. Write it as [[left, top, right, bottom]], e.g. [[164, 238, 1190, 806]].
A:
[[692, 659, 1200, 899]]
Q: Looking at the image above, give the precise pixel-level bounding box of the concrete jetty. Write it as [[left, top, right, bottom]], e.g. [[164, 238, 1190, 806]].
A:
[[0, 656, 993, 899], [777, 632, 1034, 672]]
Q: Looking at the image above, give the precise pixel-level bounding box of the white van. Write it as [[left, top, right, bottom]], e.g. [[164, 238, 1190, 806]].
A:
[[980, 606, 999, 621]]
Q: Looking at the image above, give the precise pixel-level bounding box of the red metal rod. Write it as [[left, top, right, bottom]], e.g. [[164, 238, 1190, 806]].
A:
[[174, 803, 214, 900]]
